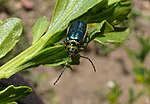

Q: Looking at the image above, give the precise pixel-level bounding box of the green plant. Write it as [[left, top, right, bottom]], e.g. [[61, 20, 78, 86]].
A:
[[144, 68, 150, 97], [106, 81, 122, 104], [0, 85, 32, 104], [126, 35, 150, 64], [128, 88, 143, 104], [99, 81, 143, 104], [0, 0, 8, 4], [125, 35, 150, 83], [0, 0, 131, 103], [125, 35, 150, 101], [0, 0, 131, 80], [0, 18, 32, 103]]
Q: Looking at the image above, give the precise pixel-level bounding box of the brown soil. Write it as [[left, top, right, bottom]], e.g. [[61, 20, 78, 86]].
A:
[[0, 0, 150, 104]]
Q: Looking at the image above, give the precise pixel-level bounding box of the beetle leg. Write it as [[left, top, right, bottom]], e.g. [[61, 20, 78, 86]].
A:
[[53, 57, 70, 85]]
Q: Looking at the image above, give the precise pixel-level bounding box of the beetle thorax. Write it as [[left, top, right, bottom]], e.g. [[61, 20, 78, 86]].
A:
[[66, 40, 80, 57]]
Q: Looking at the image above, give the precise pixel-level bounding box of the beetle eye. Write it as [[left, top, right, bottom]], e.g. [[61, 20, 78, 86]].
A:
[[71, 42, 76, 46]]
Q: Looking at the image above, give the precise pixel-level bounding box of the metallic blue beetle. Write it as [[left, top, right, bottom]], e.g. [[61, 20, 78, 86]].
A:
[[54, 20, 96, 85], [66, 20, 87, 56]]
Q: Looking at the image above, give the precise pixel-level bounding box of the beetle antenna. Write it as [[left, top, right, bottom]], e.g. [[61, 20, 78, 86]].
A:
[[54, 57, 70, 85], [80, 55, 96, 72]]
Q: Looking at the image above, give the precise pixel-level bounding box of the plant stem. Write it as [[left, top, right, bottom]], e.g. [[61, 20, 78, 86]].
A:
[[0, 29, 54, 79]]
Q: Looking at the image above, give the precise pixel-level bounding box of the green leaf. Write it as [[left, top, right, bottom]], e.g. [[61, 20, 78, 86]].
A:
[[3, 45, 68, 75], [49, 0, 104, 32], [0, 85, 32, 104], [0, 0, 8, 4], [106, 81, 122, 103], [0, 18, 23, 59], [94, 30, 129, 44], [136, 35, 150, 62], [133, 66, 145, 83], [128, 88, 143, 104], [79, 0, 131, 23], [88, 20, 114, 41], [28, 46, 81, 67], [32, 16, 49, 44], [6, 102, 17, 104], [25, 45, 67, 67], [144, 69, 150, 86]]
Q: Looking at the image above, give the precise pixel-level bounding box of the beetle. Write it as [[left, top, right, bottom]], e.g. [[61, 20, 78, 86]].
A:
[[54, 20, 96, 85]]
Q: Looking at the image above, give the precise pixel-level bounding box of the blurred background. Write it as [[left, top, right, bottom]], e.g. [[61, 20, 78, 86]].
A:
[[0, 0, 150, 104]]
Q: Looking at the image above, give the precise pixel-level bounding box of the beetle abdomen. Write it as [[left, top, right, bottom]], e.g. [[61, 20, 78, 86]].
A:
[[67, 20, 87, 43]]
